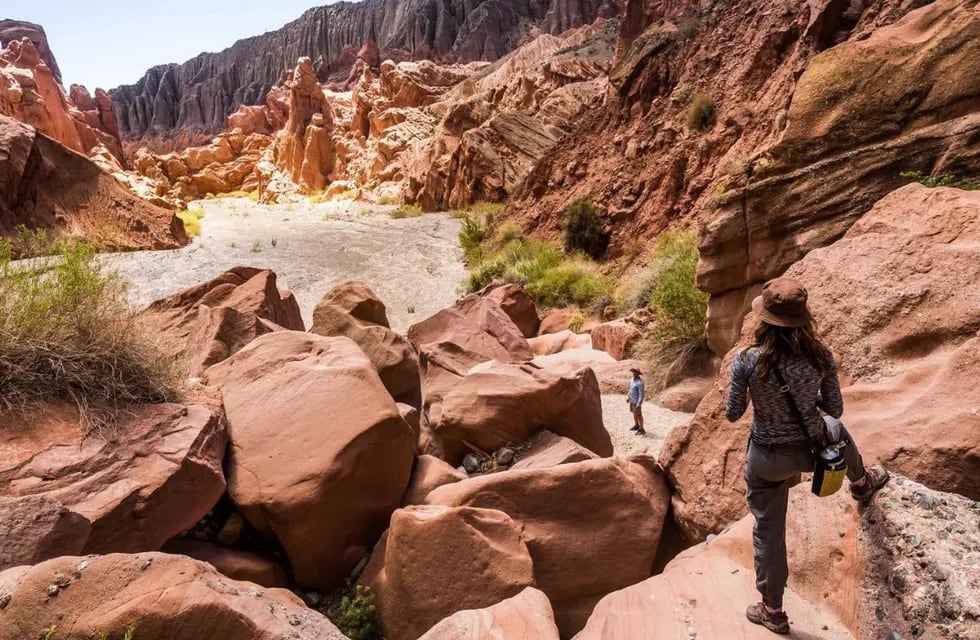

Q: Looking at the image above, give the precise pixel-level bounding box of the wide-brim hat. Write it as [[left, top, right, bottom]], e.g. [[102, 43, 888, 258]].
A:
[[629, 367, 642, 375], [751, 277, 813, 328]]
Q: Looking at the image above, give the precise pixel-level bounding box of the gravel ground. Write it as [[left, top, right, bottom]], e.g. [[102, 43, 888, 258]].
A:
[[602, 393, 692, 458], [102, 198, 467, 333]]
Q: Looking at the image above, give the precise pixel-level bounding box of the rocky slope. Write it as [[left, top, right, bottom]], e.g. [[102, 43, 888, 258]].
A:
[[507, 0, 980, 355], [110, 0, 621, 148]]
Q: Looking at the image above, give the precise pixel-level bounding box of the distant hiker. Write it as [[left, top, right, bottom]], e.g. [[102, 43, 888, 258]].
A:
[[628, 367, 645, 435], [725, 277, 889, 635]]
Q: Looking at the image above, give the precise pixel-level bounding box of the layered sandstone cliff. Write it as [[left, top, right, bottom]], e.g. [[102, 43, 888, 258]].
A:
[[110, 0, 621, 147]]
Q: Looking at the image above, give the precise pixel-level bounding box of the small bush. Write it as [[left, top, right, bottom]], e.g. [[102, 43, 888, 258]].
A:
[[333, 585, 382, 640], [900, 170, 979, 190], [377, 194, 400, 206], [391, 204, 424, 219], [645, 231, 708, 348], [686, 93, 716, 131], [250, 240, 262, 253], [214, 190, 258, 201], [492, 220, 523, 246], [0, 229, 178, 429], [176, 208, 205, 237], [526, 258, 613, 309], [561, 198, 609, 259]]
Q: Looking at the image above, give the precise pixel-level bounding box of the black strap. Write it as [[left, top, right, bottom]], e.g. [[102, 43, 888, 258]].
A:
[[772, 361, 818, 450]]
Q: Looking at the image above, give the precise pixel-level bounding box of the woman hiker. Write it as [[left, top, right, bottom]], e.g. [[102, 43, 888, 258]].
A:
[[628, 367, 645, 435], [725, 277, 889, 634]]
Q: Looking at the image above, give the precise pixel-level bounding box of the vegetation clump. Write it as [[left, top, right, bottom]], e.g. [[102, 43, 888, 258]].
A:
[[391, 204, 424, 219], [686, 92, 716, 132], [0, 228, 178, 428], [900, 171, 979, 190], [332, 585, 382, 640], [561, 198, 609, 259], [176, 208, 205, 237], [460, 212, 612, 310]]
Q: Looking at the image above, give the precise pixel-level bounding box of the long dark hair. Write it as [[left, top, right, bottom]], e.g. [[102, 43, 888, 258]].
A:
[[753, 321, 832, 380]]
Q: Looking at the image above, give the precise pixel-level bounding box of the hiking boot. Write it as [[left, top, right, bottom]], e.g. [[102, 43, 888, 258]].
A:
[[634, 427, 646, 435], [746, 602, 789, 634], [630, 425, 640, 432], [850, 465, 890, 505]]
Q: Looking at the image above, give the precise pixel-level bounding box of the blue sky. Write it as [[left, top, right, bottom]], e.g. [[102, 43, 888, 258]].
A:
[[3, 1, 335, 90]]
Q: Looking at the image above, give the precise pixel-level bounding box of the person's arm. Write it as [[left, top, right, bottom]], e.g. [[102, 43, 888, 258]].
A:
[[726, 350, 751, 422], [817, 357, 844, 418]]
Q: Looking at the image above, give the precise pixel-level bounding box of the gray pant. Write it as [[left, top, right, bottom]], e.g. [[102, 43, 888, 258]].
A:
[[744, 417, 866, 609]]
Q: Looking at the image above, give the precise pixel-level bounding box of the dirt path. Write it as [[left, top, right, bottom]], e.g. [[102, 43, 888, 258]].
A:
[[602, 394, 692, 458], [103, 198, 466, 333]]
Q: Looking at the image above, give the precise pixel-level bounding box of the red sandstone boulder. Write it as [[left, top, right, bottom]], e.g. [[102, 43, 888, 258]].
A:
[[204, 331, 416, 590], [482, 283, 541, 338], [143, 267, 304, 375], [0, 553, 347, 640], [162, 539, 290, 588], [656, 376, 714, 413], [402, 455, 467, 505], [589, 320, 641, 360], [421, 587, 560, 640], [537, 309, 574, 335], [311, 281, 422, 407], [408, 295, 533, 409], [0, 403, 226, 571], [428, 361, 612, 465], [426, 456, 670, 635], [362, 505, 536, 640], [511, 431, 598, 470], [527, 329, 592, 355]]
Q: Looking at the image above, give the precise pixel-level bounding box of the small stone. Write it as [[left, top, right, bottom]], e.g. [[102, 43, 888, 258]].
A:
[[887, 632, 904, 640], [46, 585, 59, 597], [304, 591, 322, 606], [462, 454, 481, 474], [0, 593, 10, 609], [932, 565, 950, 582], [875, 604, 886, 621], [494, 447, 515, 466], [139, 558, 152, 571], [912, 535, 922, 548]]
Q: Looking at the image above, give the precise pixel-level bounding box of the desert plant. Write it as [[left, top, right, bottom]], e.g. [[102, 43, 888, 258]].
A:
[[686, 92, 716, 131], [525, 258, 613, 309], [492, 220, 523, 246], [561, 198, 609, 259], [333, 585, 382, 640], [176, 208, 205, 237], [270, 238, 278, 248], [377, 194, 400, 206], [900, 170, 979, 190], [250, 240, 262, 253], [0, 230, 178, 429], [645, 230, 709, 348], [391, 204, 424, 219]]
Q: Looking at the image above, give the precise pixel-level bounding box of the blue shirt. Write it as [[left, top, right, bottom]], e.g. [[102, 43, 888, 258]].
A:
[[628, 377, 645, 405]]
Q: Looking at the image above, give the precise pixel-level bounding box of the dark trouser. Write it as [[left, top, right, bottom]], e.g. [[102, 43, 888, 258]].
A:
[[744, 416, 866, 609]]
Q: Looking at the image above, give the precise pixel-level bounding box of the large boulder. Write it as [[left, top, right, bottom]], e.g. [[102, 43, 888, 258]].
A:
[[0, 553, 347, 640], [311, 281, 422, 407], [420, 587, 560, 640], [482, 283, 541, 338], [426, 456, 670, 636], [408, 295, 533, 409], [662, 185, 980, 542], [402, 455, 467, 505], [428, 361, 612, 465], [362, 505, 536, 640], [161, 539, 290, 588], [0, 115, 183, 249], [204, 331, 416, 589], [143, 267, 304, 375], [527, 330, 592, 355], [577, 476, 980, 640], [589, 320, 641, 360], [511, 431, 598, 471], [0, 402, 226, 571]]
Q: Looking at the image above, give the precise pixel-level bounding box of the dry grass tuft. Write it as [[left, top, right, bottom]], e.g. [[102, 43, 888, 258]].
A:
[[0, 229, 180, 431]]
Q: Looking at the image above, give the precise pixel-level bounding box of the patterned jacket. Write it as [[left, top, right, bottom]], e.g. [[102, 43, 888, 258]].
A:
[[725, 347, 843, 445]]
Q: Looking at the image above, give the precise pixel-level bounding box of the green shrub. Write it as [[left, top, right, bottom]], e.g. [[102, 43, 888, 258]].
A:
[[686, 93, 716, 131], [176, 208, 205, 237], [333, 585, 382, 640], [492, 220, 523, 246], [645, 231, 708, 348], [900, 170, 979, 190], [0, 229, 178, 430], [391, 204, 424, 219], [377, 194, 400, 206], [525, 257, 613, 309], [561, 198, 609, 259]]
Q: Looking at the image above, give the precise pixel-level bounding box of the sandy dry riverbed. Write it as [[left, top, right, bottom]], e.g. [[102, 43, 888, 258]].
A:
[[103, 198, 467, 333]]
